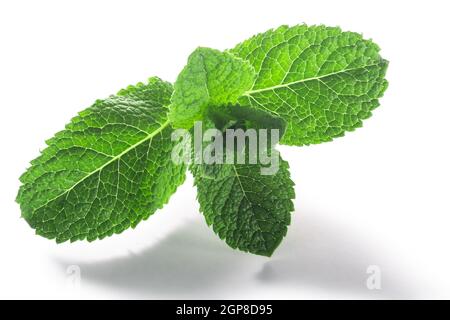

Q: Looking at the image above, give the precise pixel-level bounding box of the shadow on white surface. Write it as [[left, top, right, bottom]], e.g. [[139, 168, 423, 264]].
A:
[[55, 212, 413, 299], [256, 213, 414, 299], [57, 220, 255, 298]]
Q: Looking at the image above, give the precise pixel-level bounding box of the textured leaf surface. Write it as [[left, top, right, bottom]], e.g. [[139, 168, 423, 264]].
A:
[[209, 104, 286, 135], [192, 151, 295, 256], [230, 24, 389, 146], [190, 108, 285, 181], [193, 159, 294, 256], [16, 77, 186, 243], [169, 47, 255, 129]]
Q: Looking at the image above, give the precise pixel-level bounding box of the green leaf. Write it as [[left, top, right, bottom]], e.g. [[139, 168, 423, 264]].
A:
[[192, 152, 295, 257], [16, 77, 187, 243], [208, 104, 286, 136], [191, 116, 295, 256], [168, 47, 255, 129], [190, 107, 285, 181], [230, 24, 389, 146], [187, 118, 233, 181]]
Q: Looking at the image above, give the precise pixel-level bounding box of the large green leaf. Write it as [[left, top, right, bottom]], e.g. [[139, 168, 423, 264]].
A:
[[16, 77, 186, 243], [230, 24, 389, 146]]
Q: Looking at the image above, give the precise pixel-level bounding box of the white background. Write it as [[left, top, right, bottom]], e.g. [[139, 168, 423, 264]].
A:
[[1, 0, 449, 299]]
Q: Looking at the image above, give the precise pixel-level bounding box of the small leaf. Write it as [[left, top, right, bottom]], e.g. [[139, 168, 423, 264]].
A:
[[169, 47, 255, 129]]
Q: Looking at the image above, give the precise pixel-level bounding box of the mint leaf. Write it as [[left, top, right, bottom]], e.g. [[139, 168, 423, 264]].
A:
[[230, 25, 389, 146], [169, 47, 255, 129], [192, 152, 295, 257], [187, 118, 235, 181], [190, 107, 285, 181], [209, 104, 286, 135], [191, 117, 294, 256], [16, 77, 186, 243]]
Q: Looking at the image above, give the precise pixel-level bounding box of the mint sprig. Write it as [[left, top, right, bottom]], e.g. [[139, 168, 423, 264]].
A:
[[16, 24, 388, 256]]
